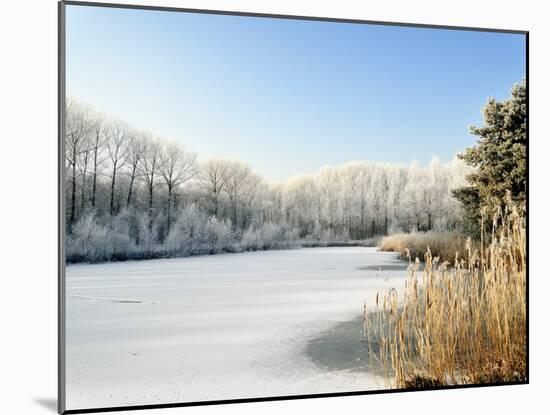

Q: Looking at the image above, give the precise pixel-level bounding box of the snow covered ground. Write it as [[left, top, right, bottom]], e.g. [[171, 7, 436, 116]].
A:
[[65, 247, 407, 410]]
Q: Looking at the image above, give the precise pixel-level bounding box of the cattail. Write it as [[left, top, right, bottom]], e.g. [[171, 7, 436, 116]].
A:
[[367, 196, 525, 388], [363, 301, 367, 338]]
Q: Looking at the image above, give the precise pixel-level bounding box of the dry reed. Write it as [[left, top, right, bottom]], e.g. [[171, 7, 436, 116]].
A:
[[367, 198, 526, 388], [379, 230, 471, 264]]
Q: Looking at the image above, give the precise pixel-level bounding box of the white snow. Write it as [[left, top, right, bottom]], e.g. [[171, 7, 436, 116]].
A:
[[65, 247, 406, 410]]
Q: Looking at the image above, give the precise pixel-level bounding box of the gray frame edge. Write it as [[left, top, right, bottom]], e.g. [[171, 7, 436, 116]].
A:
[[58, 1, 67, 414], [61, 0, 528, 34]]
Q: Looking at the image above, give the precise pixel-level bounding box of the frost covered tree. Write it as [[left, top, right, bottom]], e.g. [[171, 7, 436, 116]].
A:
[[318, 166, 340, 238], [369, 166, 388, 235], [403, 161, 425, 231], [77, 132, 92, 212], [89, 112, 108, 209], [65, 98, 92, 229], [386, 165, 408, 229], [349, 163, 371, 238], [422, 156, 447, 230], [160, 142, 197, 231], [222, 161, 254, 230], [125, 131, 147, 208], [238, 167, 262, 230], [106, 119, 129, 215], [283, 176, 320, 237], [138, 138, 162, 230], [198, 159, 230, 217]]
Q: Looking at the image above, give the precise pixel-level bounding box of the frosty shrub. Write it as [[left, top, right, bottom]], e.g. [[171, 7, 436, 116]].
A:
[[204, 216, 232, 254], [136, 212, 165, 257], [241, 223, 299, 251], [165, 205, 208, 256], [240, 228, 261, 250], [67, 212, 111, 262], [109, 209, 134, 260]]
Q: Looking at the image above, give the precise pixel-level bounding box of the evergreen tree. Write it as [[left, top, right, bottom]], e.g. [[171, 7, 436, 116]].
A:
[[452, 80, 527, 236]]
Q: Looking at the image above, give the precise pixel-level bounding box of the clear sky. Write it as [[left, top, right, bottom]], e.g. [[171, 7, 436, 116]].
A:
[[66, 4, 526, 182]]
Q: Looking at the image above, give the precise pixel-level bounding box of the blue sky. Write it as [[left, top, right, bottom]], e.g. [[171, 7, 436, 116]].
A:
[[66, 5, 526, 182]]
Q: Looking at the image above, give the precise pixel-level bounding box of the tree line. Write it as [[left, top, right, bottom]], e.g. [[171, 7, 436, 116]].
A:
[[65, 97, 471, 263]]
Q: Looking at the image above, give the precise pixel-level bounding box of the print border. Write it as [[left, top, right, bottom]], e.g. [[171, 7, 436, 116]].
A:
[[58, 1, 529, 413]]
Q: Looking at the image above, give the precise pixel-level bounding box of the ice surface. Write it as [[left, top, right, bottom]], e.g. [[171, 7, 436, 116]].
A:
[[65, 247, 406, 410]]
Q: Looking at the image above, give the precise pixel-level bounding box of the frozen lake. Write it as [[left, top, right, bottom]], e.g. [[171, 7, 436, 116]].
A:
[[65, 247, 407, 410]]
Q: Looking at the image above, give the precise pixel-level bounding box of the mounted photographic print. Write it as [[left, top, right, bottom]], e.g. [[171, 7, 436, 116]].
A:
[[58, 1, 528, 413]]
